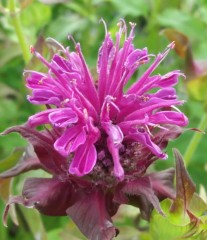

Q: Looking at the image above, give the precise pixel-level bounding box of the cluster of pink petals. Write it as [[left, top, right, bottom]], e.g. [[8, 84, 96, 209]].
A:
[[1, 20, 190, 240], [25, 20, 188, 180]]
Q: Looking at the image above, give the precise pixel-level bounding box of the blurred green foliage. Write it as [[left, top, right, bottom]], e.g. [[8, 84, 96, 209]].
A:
[[0, 0, 207, 239]]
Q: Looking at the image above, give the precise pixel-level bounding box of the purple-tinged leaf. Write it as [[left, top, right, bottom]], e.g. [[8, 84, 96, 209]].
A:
[[66, 190, 118, 240], [3, 196, 24, 227], [105, 192, 120, 217], [22, 178, 77, 215], [134, 197, 156, 221], [149, 168, 175, 200], [170, 149, 196, 213], [3, 177, 78, 226], [2, 125, 66, 174], [114, 176, 163, 219], [121, 176, 164, 216]]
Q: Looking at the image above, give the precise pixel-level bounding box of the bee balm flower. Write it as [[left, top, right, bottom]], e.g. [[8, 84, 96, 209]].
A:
[[1, 20, 188, 239]]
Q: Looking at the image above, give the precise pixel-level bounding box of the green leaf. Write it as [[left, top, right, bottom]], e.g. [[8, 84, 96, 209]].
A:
[[0, 199, 7, 240], [0, 178, 18, 226], [187, 75, 207, 101], [66, 2, 93, 19], [188, 193, 207, 218], [20, 2, 51, 40], [20, 207, 48, 240], [194, 215, 207, 239], [157, 8, 207, 41], [47, 228, 62, 240], [19, 0, 33, 9], [150, 149, 207, 239], [0, 148, 24, 173], [150, 199, 193, 240], [38, 0, 68, 4], [111, 0, 149, 17], [58, 220, 88, 240], [0, 42, 21, 67], [46, 14, 88, 42], [0, 82, 20, 98]]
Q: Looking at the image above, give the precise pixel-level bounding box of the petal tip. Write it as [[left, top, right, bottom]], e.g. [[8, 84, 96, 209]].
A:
[[114, 166, 125, 181]]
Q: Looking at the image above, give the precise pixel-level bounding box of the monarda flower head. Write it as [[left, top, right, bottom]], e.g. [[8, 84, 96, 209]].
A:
[[1, 20, 188, 239]]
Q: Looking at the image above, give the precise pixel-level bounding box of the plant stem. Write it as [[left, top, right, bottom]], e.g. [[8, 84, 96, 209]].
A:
[[8, 0, 30, 63], [184, 113, 207, 166]]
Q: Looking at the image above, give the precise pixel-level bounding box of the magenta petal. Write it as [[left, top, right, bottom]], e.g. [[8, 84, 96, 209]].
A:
[[128, 131, 167, 159], [74, 44, 100, 111], [104, 123, 123, 144], [125, 98, 183, 121], [157, 70, 183, 87], [102, 123, 124, 179], [127, 43, 175, 94], [26, 71, 55, 90], [135, 71, 182, 96], [27, 89, 63, 106], [146, 87, 177, 100], [150, 111, 188, 126], [107, 137, 124, 180], [48, 108, 78, 127], [66, 190, 117, 240], [70, 130, 87, 152], [69, 143, 97, 176], [97, 34, 114, 103], [124, 48, 148, 69], [28, 109, 56, 127], [54, 126, 86, 157]]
